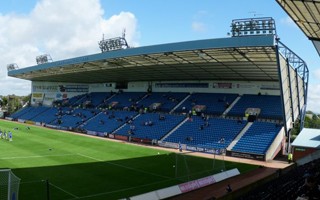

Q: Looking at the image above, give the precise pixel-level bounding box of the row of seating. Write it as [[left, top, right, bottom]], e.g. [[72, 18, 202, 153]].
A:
[[82, 110, 138, 133], [50, 92, 283, 118], [164, 117, 247, 150], [176, 93, 238, 115], [114, 113, 185, 140], [232, 121, 282, 155], [10, 92, 284, 156], [11, 105, 281, 155], [228, 94, 283, 119]]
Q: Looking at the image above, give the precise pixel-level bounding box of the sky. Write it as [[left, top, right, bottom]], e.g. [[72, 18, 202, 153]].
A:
[[0, 0, 319, 113]]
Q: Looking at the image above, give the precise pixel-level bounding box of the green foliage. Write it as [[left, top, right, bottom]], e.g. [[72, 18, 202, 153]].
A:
[[1, 96, 8, 106], [0, 94, 30, 114], [0, 120, 258, 200], [291, 111, 320, 143], [304, 111, 320, 129]]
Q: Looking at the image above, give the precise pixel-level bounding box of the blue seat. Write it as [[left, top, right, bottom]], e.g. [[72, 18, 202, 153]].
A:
[[232, 121, 281, 154]]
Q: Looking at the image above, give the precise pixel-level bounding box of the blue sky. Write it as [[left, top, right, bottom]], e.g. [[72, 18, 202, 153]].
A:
[[0, 0, 319, 113]]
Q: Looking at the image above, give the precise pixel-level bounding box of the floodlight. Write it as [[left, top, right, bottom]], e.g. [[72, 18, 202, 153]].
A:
[[6, 63, 19, 71], [36, 54, 53, 65], [230, 17, 276, 37], [98, 30, 129, 52]]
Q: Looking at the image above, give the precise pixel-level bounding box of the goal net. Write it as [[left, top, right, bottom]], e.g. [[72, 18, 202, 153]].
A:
[[0, 169, 20, 200]]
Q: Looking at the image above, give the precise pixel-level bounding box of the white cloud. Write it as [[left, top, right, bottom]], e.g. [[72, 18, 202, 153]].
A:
[[313, 68, 320, 80], [280, 16, 296, 28], [306, 83, 320, 114], [191, 10, 208, 33], [0, 0, 139, 95], [192, 22, 206, 33]]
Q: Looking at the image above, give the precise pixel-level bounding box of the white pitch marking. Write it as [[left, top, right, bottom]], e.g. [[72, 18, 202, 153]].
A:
[[0, 153, 75, 160], [49, 182, 79, 199]]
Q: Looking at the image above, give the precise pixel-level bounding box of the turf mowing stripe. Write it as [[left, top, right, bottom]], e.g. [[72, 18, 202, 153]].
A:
[[65, 178, 175, 200], [77, 153, 103, 162], [0, 153, 76, 160], [49, 182, 80, 199], [77, 153, 172, 179]]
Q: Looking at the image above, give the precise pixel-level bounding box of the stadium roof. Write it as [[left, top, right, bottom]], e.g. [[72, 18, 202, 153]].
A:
[[292, 128, 320, 149], [8, 35, 279, 83], [276, 0, 320, 55]]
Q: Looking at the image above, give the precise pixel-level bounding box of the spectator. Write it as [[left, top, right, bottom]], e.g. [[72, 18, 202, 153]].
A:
[[179, 142, 182, 152], [204, 121, 209, 127], [159, 114, 165, 120], [226, 184, 232, 193], [218, 137, 225, 143], [182, 106, 186, 112], [288, 152, 293, 164]]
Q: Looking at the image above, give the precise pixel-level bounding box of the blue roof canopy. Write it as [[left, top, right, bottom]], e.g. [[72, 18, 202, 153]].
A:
[[8, 35, 278, 83]]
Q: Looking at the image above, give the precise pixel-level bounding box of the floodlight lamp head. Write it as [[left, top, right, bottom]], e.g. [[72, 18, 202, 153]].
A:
[[230, 17, 276, 37], [6, 63, 19, 71], [98, 31, 129, 53], [36, 54, 53, 65]]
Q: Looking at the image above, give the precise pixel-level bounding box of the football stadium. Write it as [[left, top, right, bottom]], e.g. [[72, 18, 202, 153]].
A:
[[1, 8, 320, 200]]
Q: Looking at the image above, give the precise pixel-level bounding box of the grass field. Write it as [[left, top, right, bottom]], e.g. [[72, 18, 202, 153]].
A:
[[0, 119, 259, 200]]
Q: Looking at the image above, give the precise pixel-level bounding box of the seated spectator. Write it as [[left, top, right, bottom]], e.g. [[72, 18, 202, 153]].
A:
[[128, 129, 134, 135], [204, 121, 209, 127], [182, 106, 186, 112], [218, 137, 225, 143], [201, 113, 206, 120], [159, 115, 165, 120]]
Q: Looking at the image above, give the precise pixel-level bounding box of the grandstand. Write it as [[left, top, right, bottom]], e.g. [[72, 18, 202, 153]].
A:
[[6, 17, 308, 162], [5, 16, 316, 199]]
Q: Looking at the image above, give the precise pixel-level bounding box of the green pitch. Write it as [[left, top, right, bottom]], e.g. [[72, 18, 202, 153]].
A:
[[0, 120, 258, 200]]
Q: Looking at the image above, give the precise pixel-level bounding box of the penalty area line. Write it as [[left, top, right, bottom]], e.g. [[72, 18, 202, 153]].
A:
[[49, 182, 79, 199]]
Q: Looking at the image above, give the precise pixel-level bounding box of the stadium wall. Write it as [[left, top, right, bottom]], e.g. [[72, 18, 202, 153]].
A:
[[295, 149, 320, 165], [279, 55, 292, 129], [128, 168, 240, 200], [265, 127, 285, 160], [293, 147, 319, 162], [152, 80, 280, 95], [278, 54, 305, 135]]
